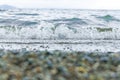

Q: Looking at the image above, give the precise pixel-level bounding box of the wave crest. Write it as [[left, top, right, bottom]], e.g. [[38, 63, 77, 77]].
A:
[[96, 15, 120, 22]]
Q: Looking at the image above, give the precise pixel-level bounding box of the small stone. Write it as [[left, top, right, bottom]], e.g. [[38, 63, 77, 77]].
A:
[[76, 67, 87, 73], [33, 67, 41, 73]]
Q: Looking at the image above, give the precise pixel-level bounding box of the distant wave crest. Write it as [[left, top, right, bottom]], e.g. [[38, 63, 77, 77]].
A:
[[15, 13, 39, 16], [0, 19, 38, 26], [96, 15, 120, 22]]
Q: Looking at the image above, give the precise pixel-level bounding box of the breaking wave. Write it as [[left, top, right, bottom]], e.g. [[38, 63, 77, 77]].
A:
[[0, 9, 120, 40]]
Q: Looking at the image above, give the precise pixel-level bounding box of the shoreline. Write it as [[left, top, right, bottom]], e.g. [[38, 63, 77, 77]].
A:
[[0, 39, 120, 52]]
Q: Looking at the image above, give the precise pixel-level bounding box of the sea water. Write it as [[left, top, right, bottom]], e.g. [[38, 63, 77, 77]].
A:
[[0, 9, 120, 52]]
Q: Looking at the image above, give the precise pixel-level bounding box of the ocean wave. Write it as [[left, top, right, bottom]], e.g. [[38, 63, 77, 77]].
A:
[[96, 15, 120, 22], [0, 9, 120, 40], [0, 19, 38, 26], [47, 18, 88, 26], [15, 13, 39, 16], [18, 21, 38, 26], [0, 24, 120, 40]]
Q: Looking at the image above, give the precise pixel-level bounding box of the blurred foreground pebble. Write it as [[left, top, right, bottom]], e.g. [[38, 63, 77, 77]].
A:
[[0, 50, 120, 80]]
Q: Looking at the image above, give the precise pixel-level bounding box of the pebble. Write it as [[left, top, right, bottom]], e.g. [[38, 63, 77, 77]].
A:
[[0, 50, 119, 80]]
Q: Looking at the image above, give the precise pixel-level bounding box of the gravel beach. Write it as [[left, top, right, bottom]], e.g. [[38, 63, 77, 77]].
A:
[[0, 50, 120, 80]]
